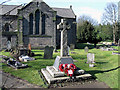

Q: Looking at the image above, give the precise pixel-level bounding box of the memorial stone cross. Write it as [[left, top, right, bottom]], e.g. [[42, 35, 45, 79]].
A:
[[57, 19, 71, 57]]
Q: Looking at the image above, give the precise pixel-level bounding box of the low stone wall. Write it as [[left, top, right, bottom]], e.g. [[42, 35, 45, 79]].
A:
[[23, 36, 54, 48]]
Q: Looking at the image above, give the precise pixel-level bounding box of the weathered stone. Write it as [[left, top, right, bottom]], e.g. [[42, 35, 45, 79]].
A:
[[1, 1, 76, 49], [17, 45, 28, 56], [87, 53, 95, 64], [84, 46, 89, 53], [68, 46, 70, 56], [89, 64, 94, 67], [44, 46, 54, 59], [6, 41, 11, 51], [70, 44, 75, 50], [41, 68, 91, 84], [53, 56, 74, 71], [61, 29, 68, 57], [58, 19, 71, 57], [46, 66, 65, 78]]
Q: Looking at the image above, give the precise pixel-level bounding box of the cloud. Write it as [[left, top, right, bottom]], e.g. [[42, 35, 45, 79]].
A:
[[3, 0, 119, 4], [3, 0, 118, 23], [45, 0, 119, 3], [73, 7, 103, 23]]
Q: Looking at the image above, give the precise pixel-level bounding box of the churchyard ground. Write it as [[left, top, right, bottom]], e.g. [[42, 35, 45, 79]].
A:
[[1, 43, 119, 88]]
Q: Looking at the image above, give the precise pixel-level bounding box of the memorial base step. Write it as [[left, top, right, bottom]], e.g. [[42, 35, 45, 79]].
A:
[[46, 66, 65, 78], [41, 68, 92, 84]]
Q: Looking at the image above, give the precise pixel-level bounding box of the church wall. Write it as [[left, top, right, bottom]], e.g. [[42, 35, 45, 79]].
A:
[[1, 15, 18, 49], [18, 1, 56, 48]]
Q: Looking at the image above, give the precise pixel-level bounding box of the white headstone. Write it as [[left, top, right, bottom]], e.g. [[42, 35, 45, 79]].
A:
[[84, 46, 89, 53], [68, 46, 70, 56], [7, 41, 11, 51], [87, 53, 95, 64]]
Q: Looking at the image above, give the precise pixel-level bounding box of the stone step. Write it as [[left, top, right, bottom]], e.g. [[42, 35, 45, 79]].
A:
[[46, 66, 65, 78], [41, 68, 92, 84]]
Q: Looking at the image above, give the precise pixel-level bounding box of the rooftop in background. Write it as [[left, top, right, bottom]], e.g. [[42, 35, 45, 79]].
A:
[[0, 5, 22, 15], [52, 7, 76, 18], [0, 1, 76, 19]]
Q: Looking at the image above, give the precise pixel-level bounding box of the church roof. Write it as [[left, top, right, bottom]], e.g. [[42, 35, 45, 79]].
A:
[[0, 1, 76, 19], [0, 5, 22, 15], [32, 0, 44, 3], [52, 7, 76, 19]]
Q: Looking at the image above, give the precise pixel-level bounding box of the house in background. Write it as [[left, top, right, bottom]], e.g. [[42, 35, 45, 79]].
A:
[[0, 0, 76, 49]]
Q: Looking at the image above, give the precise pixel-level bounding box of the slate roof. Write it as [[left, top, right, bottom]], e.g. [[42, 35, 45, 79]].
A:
[[32, 0, 44, 3], [0, 2, 76, 19], [0, 5, 22, 15], [52, 7, 76, 19]]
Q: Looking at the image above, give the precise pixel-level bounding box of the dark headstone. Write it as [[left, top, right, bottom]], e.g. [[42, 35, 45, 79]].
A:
[[44, 46, 54, 59], [118, 39, 120, 46], [17, 45, 28, 56], [70, 44, 75, 50]]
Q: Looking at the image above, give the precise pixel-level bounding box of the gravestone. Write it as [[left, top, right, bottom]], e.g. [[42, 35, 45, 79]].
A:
[[6, 41, 11, 51], [86, 53, 95, 67], [70, 44, 75, 50], [17, 45, 28, 56], [68, 46, 70, 56], [44, 46, 54, 59], [118, 39, 120, 46], [84, 46, 89, 53]]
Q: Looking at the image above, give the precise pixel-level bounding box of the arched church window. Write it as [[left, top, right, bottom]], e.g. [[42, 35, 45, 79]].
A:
[[35, 9, 40, 34], [41, 13, 45, 35], [29, 13, 33, 34]]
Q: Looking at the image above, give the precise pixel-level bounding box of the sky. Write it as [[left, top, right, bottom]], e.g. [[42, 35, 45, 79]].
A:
[[0, 0, 120, 23]]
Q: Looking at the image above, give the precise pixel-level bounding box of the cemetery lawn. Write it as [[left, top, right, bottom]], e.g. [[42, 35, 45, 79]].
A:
[[1, 47, 119, 88]]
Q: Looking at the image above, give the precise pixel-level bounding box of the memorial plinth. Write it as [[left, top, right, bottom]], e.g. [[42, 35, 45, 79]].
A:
[[53, 56, 74, 71], [40, 19, 91, 84]]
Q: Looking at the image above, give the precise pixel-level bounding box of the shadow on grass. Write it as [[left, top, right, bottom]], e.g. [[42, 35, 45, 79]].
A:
[[76, 43, 109, 49], [86, 66, 120, 79], [96, 62, 108, 64], [34, 54, 42, 56], [32, 51, 44, 52]]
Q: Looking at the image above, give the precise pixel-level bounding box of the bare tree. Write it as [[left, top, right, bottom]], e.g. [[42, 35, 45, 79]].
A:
[[78, 15, 98, 26], [102, 2, 118, 43]]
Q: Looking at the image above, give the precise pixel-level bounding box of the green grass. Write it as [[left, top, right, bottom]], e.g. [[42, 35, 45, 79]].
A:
[[1, 47, 119, 88]]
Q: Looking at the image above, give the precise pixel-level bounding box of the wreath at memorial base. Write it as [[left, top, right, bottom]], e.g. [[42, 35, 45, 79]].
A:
[[59, 64, 77, 77]]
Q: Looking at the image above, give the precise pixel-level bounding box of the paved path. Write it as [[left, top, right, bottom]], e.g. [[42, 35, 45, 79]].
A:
[[1, 70, 112, 89], [1, 71, 41, 88]]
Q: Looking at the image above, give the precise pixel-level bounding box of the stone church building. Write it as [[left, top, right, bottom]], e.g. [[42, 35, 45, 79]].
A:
[[0, 0, 76, 49]]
